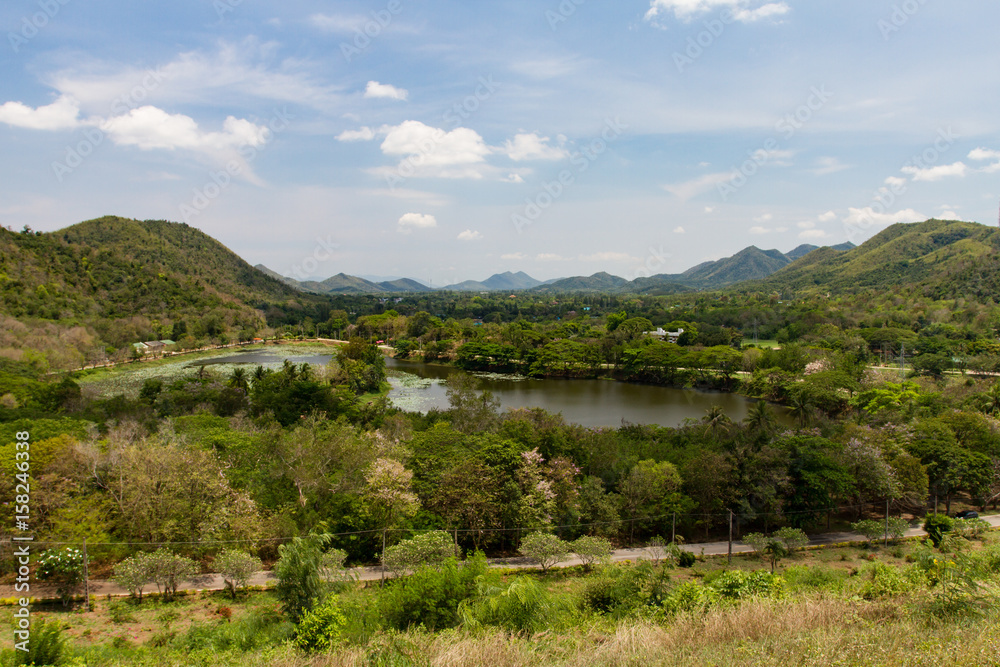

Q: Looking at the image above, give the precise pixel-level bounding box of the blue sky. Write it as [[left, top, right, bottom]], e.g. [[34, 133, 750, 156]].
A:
[[1, 0, 998, 285]]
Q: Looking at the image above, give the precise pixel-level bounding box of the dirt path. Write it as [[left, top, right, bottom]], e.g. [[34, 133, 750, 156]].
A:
[[9, 515, 997, 601]]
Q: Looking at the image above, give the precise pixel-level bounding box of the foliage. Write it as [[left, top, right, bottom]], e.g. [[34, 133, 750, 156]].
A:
[[382, 531, 458, 577], [923, 514, 954, 548], [460, 575, 557, 634], [708, 569, 786, 601], [571, 535, 613, 571], [951, 517, 991, 539], [112, 555, 153, 600], [214, 549, 262, 599], [14, 617, 65, 666], [141, 548, 199, 600], [851, 519, 888, 546], [274, 532, 332, 621], [378, 552, 489, 631], [35, 547, 85, 603], [294, 597, 348, 653], [520, 532, 571, 573], [856, 562, 920, 600]]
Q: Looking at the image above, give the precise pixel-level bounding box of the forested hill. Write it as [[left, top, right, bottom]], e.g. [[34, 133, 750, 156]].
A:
[[0, 216, 326, 368], [753, 219, 1000, 298]]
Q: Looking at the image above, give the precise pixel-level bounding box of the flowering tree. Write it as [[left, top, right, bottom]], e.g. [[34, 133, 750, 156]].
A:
[[36, 547, 85, 604], [363, 458, 420, 531]]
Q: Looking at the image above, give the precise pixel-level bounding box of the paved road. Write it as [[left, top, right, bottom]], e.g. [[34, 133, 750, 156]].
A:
[[10, 514, 998, 600]]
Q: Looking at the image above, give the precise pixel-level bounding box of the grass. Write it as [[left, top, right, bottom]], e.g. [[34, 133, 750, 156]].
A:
[[3, 532, 997, 666]]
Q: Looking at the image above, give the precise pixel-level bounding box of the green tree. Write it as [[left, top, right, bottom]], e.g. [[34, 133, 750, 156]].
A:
[[274, 532, 332, 621]]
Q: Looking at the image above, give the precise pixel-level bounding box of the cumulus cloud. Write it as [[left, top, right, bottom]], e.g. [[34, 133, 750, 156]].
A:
[[364, 81, 408, 101], [0, 95, 85, 130], [336, 126, 376, 142], [398, 212, 437, 232], [674, 226, 686, 234], [749, 226, 770, 234], [501, 252, 528, 260], [817, 211, 837, 222], [753, 213, 773, 223], [504, 133, 569, 161], [380, 120, 491, 176], [645, 0, 790, 25], [457, 229, 482, 241], [811, 156, 850, 175], [968, 147, 1000, 161], [884, 176, 907, 188], [100, 107, 269, 151], [900, 162, 968, 181], [536, 253, 565, 261], [843, 207, 925, 229]]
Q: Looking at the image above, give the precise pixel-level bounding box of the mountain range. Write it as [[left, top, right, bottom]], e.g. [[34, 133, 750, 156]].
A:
[[259, 242, 856, 295]]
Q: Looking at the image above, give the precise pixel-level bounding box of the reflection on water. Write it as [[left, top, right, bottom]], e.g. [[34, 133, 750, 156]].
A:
[[386, 358, 783, 429], [193, 352, 783, 429]]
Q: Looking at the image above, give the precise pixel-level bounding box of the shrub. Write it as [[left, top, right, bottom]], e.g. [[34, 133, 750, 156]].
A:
[[952, 518, 991, 539], [886, 517, 911, 542], [520, 533, 570, 573], [708, 570, 786, 601], [773, 527, 808, 551], [743, 533, 769, 557], [274, 532, 332, 621], [319, 548, 354, 593], [660, 581, 720, 615], [857, 562, 918, 600], [676, 549, 696, 568], [112, 556, 153, 601], [295, 597, 348, 652], [580, 564, 648, 613], [107, 598, 136, 623], [215, 549, 261, 599], [378, 552, 489, 631], [382, 531, 457, 577], [923, 514, 953, 548], [142, 549, 199, 600], [15, 618, 66, 666], [571, 535, 612, 571], [459, 576, 555, 634], [36, 547, 85, 604]]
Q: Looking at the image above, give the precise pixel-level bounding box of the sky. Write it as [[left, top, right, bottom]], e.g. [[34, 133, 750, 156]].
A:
[[1, 0, 998, 286]]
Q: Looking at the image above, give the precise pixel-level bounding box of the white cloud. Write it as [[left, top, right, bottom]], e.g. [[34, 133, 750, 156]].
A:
[[799, 229, 829, 240], [0, 95, 85, 130], [308, 13, 367, 32], [939, 210, 963, 221], [703, 207, 714, 213], [336, 127, 376, 142], [645, 0, 790, 25], [797, 221, 815, 229], [501, 252, 528, 260], [398, 212, 438, 233], [901, 162, 968, 181], [751, 147, 795, 166], [364, 81, 408, 101], [753, 213, 773, 223], [884, 176, 907, 188], [503, 173, 525, 184], [674, 226, 686, 234], [536, 253, 565, 261], [379, 121, 492, 177], [749, 226, 771, 234], [817, 211, 837, 222], [504, 133, 569, 161], [843, 207, 925, 228], [968, 147, 1000, 161], [579, 252, 635, 262], [100, 107, 268, 151], [457, 229, 482, 241], [811, 156, 850, 175], [663, 171, 734, 201]]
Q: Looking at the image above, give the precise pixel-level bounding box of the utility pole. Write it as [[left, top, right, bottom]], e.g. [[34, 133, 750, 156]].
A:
[[728, 510, 733, 565], [899, 344, 906, 381]]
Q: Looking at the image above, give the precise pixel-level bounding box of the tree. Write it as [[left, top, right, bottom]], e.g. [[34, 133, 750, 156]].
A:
[[520, 532, 570, 573], [275, 532, 332, 621], [141, 549, 199, 600], [445, 372, 500, 433], [382, 531, 458, 577], [215, 549, 262, 599], [619, 459, 683, 541], [571, 535, 612, 571], [363, 458, 420, 531]]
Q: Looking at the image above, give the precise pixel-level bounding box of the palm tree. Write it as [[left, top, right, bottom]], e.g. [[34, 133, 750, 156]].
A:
[[787, 390, 814, 427], [252, 365, 268, 384], [744, 400, 777, 434], [298, 363, 313, 381], [978, 382, 1000, 416], [702, 405, 732, 438], [228, 367, 249, 393]]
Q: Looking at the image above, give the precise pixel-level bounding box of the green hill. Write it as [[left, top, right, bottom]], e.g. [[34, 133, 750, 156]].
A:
[[0, 216, 324, 368], [757, 219, 1000, 298]]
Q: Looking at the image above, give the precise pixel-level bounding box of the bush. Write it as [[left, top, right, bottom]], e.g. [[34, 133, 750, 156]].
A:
[[14, 618, 65, 666], [923, 514, 953, 548], [520, 533, 570, 573], [857, 562, 919, 600], [36, 547, 85, 603], [143, 549, 199, 600], [112, 556, 153, 600], [382, 531, 457, 577], [580, 564, 648, 614], [773, 527, 808, 551], [295, 597, 348, 652], [378, 552, 489, 631], [660, 581, 721, 615], [952, 518, 991, 539], [851, 519, 886, 546], [459, 576, 556, 634], [708, 570, 786, 602], [571, 535, 612, 571], [676, 549, 696, 568], [215, 549, 261, 599], [275, 533, 332, 622], [319, 548, 354, 593]]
